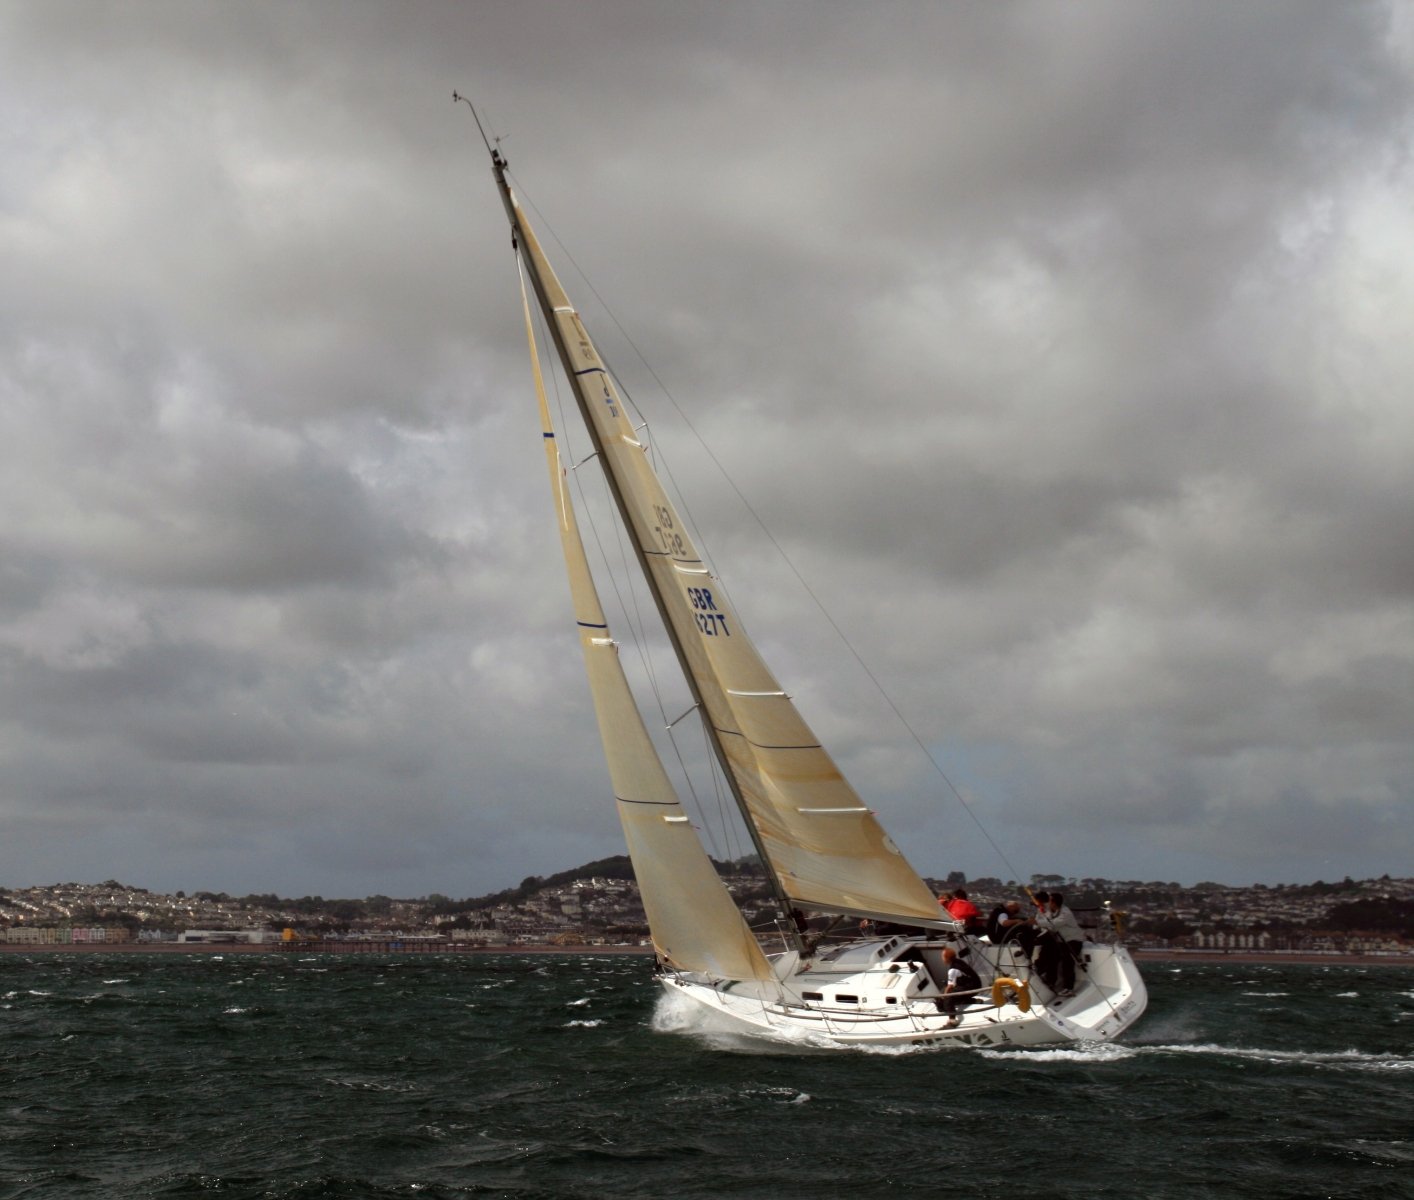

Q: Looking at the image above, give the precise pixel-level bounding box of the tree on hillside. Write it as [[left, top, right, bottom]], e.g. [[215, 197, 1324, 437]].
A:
[[1324, 898, 1414, 936], [1132, 914, 1192, 943]]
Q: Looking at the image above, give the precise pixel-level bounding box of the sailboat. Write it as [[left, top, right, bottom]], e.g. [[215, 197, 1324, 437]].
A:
[[467, 101, 1147, 1048]]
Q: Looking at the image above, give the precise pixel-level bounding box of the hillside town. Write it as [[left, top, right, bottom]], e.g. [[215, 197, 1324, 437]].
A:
[[2, 865, 1411, 956]]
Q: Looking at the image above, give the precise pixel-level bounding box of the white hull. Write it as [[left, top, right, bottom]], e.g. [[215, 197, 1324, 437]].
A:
[[658, 934, 1147, 1049]]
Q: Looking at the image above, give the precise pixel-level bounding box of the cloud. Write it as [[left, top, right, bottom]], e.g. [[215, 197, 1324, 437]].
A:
[[0, 2, 1410, 898]]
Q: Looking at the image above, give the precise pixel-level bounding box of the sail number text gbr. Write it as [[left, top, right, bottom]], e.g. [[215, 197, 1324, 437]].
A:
[[653, 504, 731, 636]]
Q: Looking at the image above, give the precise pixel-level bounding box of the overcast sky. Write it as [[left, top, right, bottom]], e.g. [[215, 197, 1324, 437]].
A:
[[2, 1, 1411, 900]]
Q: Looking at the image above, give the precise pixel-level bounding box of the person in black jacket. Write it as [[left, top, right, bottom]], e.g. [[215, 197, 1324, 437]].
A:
[[937, 946, 982, 1026], [987, 899, 1039, 956]]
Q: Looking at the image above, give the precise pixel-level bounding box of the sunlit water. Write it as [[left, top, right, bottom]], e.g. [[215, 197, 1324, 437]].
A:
[[2, 953, 1411, 1198]]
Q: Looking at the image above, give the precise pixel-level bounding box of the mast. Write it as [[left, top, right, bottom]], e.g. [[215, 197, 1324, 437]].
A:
[[474, 137, 805, 948]]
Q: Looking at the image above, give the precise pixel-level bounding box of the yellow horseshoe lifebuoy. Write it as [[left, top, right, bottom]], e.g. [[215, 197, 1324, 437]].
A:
[[991, 976, 1032, 1013]]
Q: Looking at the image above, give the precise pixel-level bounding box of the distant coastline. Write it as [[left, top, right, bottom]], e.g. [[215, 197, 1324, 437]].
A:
[[2, 941, 1410, 966], [1130, 948, 1413, 967]]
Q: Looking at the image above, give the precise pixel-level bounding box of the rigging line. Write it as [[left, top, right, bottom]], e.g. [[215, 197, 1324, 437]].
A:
[[571, 432, 723, 843], [524, 263, 720, 841], [506, 190, 738, 847], [603, 477, 664, 709], [530, 293, 701, 821], [507, 165, 1024, 881], [529, 306, 677, 732], [514, 168, 1023, 881], [669, 719, 725, 863], [591, 463, 721, 837], [597, 470, 722, 832], [527, 263, 655, 699], [514, 249, 742, 872], [502, 172, 729, 595], [597, 357, 729, 590], [701, 708, 744, 865]]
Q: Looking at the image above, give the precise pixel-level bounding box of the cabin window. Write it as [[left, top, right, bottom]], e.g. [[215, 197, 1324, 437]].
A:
[[886, 997, 898, 1005], [835, 993, 860, 1004], [802, 991, 823, 1001]]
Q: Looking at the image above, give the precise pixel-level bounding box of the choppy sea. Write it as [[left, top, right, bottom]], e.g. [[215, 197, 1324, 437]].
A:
[[2, 953, 1411, 1199]]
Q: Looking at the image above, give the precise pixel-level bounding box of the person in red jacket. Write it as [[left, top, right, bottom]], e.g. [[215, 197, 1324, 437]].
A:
[[941, 888, 983, 934]]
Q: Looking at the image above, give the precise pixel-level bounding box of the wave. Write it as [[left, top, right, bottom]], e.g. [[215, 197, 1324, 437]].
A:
[[970, 1041, 1413, 1072], [978, 1041, 1139, 1064], [740, 1086, 811, 1104], [1150, 1043, 1413, 1072]]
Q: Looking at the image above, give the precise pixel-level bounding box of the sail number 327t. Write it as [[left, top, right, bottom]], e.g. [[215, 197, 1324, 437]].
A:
[[686, 586, 731, 637]]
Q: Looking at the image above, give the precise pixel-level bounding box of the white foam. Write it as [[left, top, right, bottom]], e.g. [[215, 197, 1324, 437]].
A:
[[1152, 1043, 1413, 1072], [567, 997, 591, 1007], [565, 1019, 604, 1028], [1335, 991, 1360, 998], [978, 1041, 1138, 1064], [1241, 991, 1289, 997], [741, 1086, 812, 1103]]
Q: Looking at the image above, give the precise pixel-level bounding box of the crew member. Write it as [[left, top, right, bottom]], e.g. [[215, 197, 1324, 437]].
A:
[[941, 888, 983, 934], [937, 946, 982, 1027], [1037, 892, 1085, 995]]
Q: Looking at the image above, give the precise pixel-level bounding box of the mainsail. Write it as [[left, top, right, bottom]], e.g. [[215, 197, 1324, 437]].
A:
[[497, 155, 944, 932]]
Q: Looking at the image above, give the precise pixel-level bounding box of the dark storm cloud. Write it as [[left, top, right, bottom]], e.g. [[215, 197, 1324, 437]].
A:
[[0, 1, 1410, 897]]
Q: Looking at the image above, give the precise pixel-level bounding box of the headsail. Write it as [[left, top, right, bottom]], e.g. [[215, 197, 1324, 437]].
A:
[[516, 258, 773, 981], [496, 158, 943, 930]]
